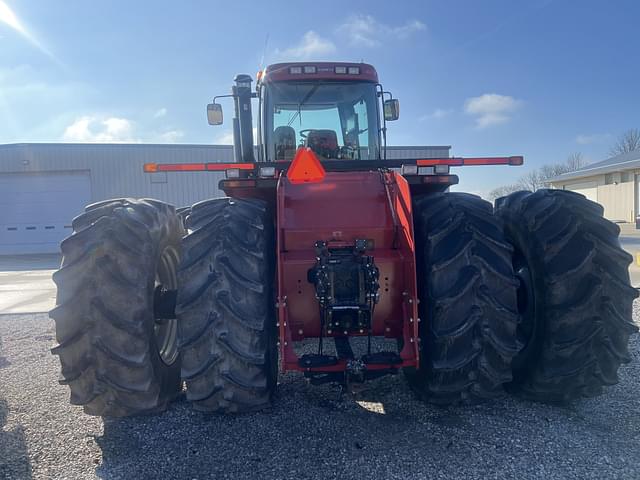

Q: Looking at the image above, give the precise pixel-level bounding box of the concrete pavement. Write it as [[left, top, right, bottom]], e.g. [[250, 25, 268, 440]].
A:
[[0, 255, 59, 314], [618, 223, 640, 287]]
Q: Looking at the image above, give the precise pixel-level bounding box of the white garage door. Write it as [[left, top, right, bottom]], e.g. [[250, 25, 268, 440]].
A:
[[565, 181, 598, 203], [0, 171, 91, 255]]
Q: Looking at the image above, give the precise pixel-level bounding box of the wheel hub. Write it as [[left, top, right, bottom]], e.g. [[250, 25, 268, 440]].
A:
[[513, 260, 538, 370], [153, 247, 179, 366]]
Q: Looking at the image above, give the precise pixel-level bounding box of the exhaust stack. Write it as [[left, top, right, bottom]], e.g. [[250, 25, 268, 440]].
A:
[[232, 74, 255, 163]]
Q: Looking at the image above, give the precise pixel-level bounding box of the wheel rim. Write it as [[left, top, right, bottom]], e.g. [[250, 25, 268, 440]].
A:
[[513, 255, 538, 371], [153, 246, 179, 366]]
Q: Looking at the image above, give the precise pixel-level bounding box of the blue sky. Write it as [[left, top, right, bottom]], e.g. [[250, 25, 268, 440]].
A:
[[1, 0, 638, 196]]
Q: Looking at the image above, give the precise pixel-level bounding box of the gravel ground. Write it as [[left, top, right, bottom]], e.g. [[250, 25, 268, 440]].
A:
[[1, 305, 639, 480]]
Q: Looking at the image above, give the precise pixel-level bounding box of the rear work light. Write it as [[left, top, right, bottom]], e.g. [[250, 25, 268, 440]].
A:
[[303, 66, 317, 74], [258, 166, 276, 177], [434, 164, 450, 174], [335, 66, 347, 74], [418, 166, 435, 175], [347, 66, 360, 75], [289, 66, 303, 74], [225, 169, 241, 179], [401, 165, 418, 175]]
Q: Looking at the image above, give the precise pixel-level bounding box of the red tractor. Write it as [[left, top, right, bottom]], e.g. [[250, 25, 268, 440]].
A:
[[51, 62, 638, 416]]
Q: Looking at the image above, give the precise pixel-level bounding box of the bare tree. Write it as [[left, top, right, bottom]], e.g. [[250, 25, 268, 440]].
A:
[[518, 169, 544, 192], [565, 152, 588, 171], [488, 184, 521, 202], [610, 128, 640, 156], [488, 152, 589, 200]]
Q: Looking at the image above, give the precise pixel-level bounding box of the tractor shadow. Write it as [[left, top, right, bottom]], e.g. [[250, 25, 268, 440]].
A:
[[93, 376, 499, 479], [94, 344, 640, 480], [0, 397, 33, 479], [1, 332, 32, 479]]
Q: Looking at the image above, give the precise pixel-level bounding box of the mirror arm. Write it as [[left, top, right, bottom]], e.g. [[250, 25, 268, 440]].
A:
[[376, 83, 387, 161], [213, 94, 236, 103]]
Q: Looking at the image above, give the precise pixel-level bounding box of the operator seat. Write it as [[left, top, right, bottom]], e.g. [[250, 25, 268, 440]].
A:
[[274, 126, 297, 161], [306, 129, 339, 159]]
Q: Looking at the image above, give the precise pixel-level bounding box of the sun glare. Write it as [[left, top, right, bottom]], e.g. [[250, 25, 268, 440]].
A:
[[0, 1, 26, 34], [0, 1, 57, 61]]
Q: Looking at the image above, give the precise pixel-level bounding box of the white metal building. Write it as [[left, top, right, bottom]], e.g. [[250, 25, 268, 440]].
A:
[[550, 150, 640, 223], [0, 143, 450, 254]]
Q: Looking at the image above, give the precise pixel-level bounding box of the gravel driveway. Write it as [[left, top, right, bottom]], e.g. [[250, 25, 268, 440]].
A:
[[1, 304, 639, 480]]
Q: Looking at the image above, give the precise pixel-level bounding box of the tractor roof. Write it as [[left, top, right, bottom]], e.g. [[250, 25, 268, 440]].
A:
[[260, 62, 379, 84]]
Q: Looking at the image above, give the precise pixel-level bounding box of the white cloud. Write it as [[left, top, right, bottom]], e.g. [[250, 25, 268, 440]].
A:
[[0, 65, 95, 142], [214, 128, 258, 145], [464, 93, 522, 128], [276, 31, 336, 60], [576, 133, 611, 145], [62, 116, 138, 143], [214, 130, 234, 145], [154, 107, 167, 118], [420, 108, 453, 121], [156, 130, 184, 143], [62, 115, 187, 144], [337, 14, 426, 47]]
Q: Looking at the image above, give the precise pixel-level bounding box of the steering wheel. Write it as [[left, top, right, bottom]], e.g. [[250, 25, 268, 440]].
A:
[[299, 129, 314, 140]]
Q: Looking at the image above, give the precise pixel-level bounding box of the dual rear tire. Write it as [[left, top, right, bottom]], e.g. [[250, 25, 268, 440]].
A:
[[406, 190, 638, 404], [51, 199, 183, 416]]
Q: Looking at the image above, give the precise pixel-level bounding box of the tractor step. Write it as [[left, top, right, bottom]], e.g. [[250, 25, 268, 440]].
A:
[[361, 351, 403, 365], [298, 354, 338, 368]]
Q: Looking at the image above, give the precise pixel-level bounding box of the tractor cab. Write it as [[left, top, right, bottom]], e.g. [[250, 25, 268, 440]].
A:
[[207, 62, 399, 163]]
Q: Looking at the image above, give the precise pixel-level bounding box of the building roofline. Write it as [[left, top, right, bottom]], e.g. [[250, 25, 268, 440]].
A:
[[550, 150, 640, 183]]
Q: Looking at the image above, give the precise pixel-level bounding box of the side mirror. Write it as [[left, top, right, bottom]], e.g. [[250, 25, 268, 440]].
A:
[[207, 103, 223, 125], [384, 99, 400, 121]]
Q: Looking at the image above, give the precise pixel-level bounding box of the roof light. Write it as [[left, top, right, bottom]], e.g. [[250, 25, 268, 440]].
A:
[[335, 66, 347, 74], [287, 147, 325, 184], [143, 163, 158, 173], [303, 66, 317, 74], [347, 66, 360, 75], [289, 66, 303, 74], [434, 165, 450, 174]]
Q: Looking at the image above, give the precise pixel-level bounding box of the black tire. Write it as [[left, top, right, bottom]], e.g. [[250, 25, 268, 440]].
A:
[[50, 198, 184, 416], [176, 197, 277, 413], [405, 193, 520, 404], [496, 189, 638, 402]]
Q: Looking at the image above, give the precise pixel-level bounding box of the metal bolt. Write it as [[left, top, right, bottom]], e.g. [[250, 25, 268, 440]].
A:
[[410, 337, 414, 343], [409, 318, 413, 323], [283, 322, 287, 327], [328, 330, 332, 334], [284, 341, 288, 346], [298, 329, 303, 335], [408, 298, 413, 304], [276, 323, 280, 327], [417, 318, 421, 323], [385, 327, 391, 332], [343, 331, 348, 335], [359, 329, 364, 334]]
